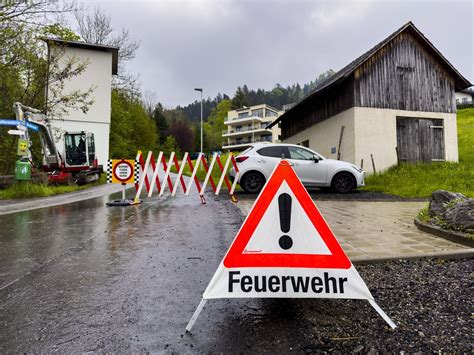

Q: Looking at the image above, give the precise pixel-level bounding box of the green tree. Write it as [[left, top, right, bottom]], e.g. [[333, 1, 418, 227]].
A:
[[204, 99, 231, 152], [162, 135, 179, 156], [231, 87, 248, 109], [152, 103, 168, 144], [0, 2, 94, 174], [109, 89, 157, 158]]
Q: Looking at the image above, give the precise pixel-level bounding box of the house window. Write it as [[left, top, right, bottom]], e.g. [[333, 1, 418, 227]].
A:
[[456, 99, 460, 104], [462, 97, 468, 103], [236, 126, 242, 132], [266, 109, 277, 117], [238, 112, 249, 119], [251, 108, 264, 117]]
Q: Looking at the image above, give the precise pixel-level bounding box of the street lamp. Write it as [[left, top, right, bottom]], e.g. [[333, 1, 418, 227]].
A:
[[194, 88, 203, 154]]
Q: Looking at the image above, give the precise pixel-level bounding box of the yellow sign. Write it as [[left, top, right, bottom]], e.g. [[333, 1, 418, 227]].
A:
[[17, 139, 29, 156], [107, 159, 138, 184]]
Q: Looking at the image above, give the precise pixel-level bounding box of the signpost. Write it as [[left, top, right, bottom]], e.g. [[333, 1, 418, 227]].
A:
[[8, 130, 25, 136], [17, 139, 29, 156], [186, 160, 396, 332], [106, 159, 141, 206], [0, 119, 39, 132]]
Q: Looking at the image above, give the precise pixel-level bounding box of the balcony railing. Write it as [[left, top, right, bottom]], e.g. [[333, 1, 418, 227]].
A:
[[222, 125, 272, 135], [225, 136, 273, 146], [224, 115, 264, 122]]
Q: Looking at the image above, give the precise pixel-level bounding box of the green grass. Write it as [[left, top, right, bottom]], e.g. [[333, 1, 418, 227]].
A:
[[363, 108, 474, 198], [417, 206, 430, 222], [0, 174, 106, 200]]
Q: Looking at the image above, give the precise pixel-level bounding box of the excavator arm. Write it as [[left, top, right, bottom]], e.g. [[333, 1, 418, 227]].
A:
[[12, 102, 61, 170]]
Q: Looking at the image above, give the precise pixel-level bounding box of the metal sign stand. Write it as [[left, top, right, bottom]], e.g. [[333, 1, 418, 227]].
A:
[[106, 182, 142, 206]]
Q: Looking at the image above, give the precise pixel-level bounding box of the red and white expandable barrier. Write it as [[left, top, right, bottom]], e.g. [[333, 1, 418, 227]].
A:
[[134, 151, 239, 204]]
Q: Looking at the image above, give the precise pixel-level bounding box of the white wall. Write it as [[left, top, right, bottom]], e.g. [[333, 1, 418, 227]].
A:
[[48, 46, 113, 166], [283, 108, 356, 162], [455, 92, 472, 104], [354, 107, 458, 172], [282, 106, 458, 173]]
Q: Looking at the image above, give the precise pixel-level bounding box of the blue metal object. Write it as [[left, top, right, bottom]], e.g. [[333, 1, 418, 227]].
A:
[[0, 119, 39, 132], [25, 122, 39, 132]]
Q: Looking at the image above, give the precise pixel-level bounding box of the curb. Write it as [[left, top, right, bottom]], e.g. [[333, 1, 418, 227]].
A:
[[352, 248, 474, 264], [414, 218, 474, 248]]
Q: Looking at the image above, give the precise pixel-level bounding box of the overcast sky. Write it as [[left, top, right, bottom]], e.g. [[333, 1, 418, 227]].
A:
[[90, 0, 473, 108]]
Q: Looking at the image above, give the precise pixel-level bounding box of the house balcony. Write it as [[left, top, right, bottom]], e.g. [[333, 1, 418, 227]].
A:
[[222, 125, 272, 137], [222, 135, 275, 150], [224, 115, 264, 125]]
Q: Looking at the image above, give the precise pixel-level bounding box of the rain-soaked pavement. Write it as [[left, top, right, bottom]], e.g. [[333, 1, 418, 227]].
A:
[[0, 188, 471, 352], [0, 189, 250, 352]]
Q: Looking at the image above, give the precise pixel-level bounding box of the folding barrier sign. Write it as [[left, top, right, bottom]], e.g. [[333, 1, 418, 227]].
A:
[[185, 160, 396, 332]]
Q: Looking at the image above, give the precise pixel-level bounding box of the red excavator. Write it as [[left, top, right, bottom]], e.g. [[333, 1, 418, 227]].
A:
[[13, 102, 103, 185]]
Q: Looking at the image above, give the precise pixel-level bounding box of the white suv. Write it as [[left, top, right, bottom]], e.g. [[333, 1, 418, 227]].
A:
[[229, 143, 365, 194]]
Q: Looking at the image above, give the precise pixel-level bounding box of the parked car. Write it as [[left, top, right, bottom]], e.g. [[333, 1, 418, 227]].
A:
[[228, 143, 365, 194]]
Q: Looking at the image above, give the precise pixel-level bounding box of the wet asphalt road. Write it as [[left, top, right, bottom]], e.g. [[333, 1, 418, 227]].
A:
[[0, 189, 471, 352], [0, 190, 246, 352]]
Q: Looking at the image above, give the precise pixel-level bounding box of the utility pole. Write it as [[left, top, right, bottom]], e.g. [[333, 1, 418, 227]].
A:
[[194, 88, 203, 154]]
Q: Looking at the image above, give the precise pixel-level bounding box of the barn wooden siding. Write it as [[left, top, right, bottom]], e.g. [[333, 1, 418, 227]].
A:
[[281, 80, 354, 139], [354, 31, 456, 113], [282, 30, 457, 140]]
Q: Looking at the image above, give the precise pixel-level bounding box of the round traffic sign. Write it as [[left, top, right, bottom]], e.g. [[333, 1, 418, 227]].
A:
[[112, 160, 133, 182]]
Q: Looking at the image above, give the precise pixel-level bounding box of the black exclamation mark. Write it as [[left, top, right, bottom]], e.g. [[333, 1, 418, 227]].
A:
[[278, 193, 293, 250]]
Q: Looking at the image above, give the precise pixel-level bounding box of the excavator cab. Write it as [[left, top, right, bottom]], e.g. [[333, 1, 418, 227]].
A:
[[64, 132, 96, 167]]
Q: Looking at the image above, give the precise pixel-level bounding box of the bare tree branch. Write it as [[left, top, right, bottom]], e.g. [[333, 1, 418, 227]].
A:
[[74, 7, 141, 94]]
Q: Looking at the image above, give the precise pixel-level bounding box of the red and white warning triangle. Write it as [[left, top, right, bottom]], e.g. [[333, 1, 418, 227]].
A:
[[186, 160, 396, 331]]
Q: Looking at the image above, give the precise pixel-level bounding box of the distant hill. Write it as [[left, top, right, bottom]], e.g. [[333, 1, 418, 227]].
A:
[[172, 70, 335, 123]]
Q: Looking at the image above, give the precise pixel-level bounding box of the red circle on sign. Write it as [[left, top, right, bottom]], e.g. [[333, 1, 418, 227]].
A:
[[112, 160, 133, 182]]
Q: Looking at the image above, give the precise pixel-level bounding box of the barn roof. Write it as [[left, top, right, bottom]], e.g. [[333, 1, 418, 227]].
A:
[[269, 22, 472, 128], [42, 37, 119, 75]]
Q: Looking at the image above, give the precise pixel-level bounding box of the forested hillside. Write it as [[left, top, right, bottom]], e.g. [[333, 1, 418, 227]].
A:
[[176, 70, 335, 124]]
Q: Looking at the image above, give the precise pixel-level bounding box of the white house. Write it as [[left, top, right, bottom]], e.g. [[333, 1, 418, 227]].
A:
[[43, 38, 118, 167], [455, 88, 474, 105]]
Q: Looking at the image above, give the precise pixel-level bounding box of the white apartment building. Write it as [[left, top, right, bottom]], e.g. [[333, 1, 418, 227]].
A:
[[223, 104, 282, 150]]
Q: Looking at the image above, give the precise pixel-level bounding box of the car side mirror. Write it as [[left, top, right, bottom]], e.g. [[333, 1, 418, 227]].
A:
[[313, 156, 319, 163]]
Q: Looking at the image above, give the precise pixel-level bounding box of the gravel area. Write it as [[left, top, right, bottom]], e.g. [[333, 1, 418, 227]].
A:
[[226, 258, 472, 353]]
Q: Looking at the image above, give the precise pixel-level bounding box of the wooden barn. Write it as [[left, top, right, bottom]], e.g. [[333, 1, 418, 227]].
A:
[[269, 22, 471, 172]]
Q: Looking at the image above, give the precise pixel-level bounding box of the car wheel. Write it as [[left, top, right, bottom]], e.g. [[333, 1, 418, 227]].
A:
[[331, 172, 355, 194], [241, 171, 265, 194]]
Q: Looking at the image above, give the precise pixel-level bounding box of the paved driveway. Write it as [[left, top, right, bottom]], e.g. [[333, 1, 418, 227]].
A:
[[236, 199, 472, 261]]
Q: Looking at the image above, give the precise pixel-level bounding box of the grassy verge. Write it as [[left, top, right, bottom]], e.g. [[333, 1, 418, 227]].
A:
[[363, 108, 474, 198], [0, 174, 106, 200]]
